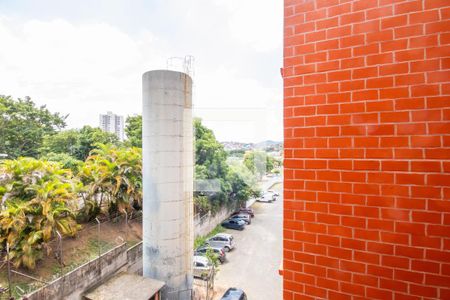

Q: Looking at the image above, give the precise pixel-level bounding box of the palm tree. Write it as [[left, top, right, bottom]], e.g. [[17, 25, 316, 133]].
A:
[[0, 158, 80, 269]]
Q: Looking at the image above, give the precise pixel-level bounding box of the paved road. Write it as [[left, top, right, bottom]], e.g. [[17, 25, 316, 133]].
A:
[[213, 193, 283, 299]]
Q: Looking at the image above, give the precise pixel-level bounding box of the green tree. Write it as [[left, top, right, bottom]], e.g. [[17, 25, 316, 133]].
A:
[[40, 126, 119, 161], [0, 96, 66, 158], [78, 144, 142, 219], [40, 152, 83, 173], [243, 150, 267, 178], [125, 115, 142, 147], [194, 119, 231, 211], [0, 158, 80, 269]]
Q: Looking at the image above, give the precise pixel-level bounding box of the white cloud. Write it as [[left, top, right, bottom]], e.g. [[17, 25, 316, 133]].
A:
[[215, 0, 283, 52], [0, 1, 282, 143], [0, 17, 166, 127]]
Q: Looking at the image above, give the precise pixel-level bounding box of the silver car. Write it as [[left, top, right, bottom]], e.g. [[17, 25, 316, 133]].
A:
[[206, 233, 234, 251], [193, 256, 212, 280]]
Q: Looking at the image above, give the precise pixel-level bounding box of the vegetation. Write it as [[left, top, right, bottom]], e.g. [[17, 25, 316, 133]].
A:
[[194, 118, 258, 214], [40, 126, 120, 161], [0, 96, 67, 158], [243, 150, 281, 178], [78, 145, 142, 220], [194, 225, 225, 249], [0, 145, 142, 269], [0, 97, 264, 270], [125, 115, 142, 148], [0, 158, 80, 269], [40, 152, 83, 173]]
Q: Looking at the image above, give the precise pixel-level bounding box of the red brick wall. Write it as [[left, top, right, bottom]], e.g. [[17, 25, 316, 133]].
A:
[[283, 0, 450, 299]]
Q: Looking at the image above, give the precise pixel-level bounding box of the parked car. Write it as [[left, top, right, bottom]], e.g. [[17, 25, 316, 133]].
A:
[[257, 193, 273, 203], [230, 213, 251, 225], [267, 189, 280, 197], [206, 234, 234, 251], [215, 233, 234, 241], [266, 190, 278, 201], [221, 219, 245, 230], [193, 256, 212, 280], [195, 246, 226, 263], [220, 288, 247, 300], [235, 207, 254, 217]]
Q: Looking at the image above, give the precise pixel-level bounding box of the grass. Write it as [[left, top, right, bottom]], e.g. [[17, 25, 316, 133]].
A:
[[194, 225, 225, 249]]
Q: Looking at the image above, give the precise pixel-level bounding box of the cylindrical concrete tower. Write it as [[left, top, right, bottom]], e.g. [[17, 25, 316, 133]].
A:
[[142, 70, 194, 299]]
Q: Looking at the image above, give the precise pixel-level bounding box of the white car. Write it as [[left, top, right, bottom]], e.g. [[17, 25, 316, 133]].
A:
[[193, 256, 212, 280], [267, 190, 280, 197], [257, 193, 274, 203]]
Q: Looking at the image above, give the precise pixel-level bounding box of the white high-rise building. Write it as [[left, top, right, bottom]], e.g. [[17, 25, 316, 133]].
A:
[[99, 111, 125, 141]]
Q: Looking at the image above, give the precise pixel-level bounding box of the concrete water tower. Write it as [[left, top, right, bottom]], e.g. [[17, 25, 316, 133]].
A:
[[142, 70, 194, 299]]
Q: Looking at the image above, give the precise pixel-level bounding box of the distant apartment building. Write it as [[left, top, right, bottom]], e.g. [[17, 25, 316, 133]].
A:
[[99, 111, 125, 140]]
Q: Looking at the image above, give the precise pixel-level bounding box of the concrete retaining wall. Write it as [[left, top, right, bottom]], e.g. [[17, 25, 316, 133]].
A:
[[25, 242, 144, 300], [194, 206, 234, 238]]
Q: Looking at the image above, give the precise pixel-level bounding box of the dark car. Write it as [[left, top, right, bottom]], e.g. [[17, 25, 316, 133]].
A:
[[234, 207, 254, 217], [221, 219, 245, 230], [230, 214, 251, 225], [220, 288, 247, 300]]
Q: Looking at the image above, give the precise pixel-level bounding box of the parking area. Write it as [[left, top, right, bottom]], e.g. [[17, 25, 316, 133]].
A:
[[212, 191, 283, 299]]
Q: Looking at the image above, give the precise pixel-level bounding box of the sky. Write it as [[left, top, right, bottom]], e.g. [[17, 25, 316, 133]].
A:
[[0, 0, 283, 143]]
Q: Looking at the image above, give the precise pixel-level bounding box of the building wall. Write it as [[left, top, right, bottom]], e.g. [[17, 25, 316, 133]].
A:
[[99, 111, 125, 140], [283, 0, 450, 299]]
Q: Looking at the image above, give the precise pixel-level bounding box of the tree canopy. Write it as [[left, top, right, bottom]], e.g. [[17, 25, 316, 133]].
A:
[[0, 158, 80, 269], [0, 96, 67, 158], [40, 126, 120, 161], [194, 118, 257, 212], [125, 115, 142, 148]]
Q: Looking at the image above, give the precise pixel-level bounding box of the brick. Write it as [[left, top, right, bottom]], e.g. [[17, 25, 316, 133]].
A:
[[395, 49, 424, 62], [395, 74, 425, 86], [367, 77, 393, 89], [381, 15, 407, 29], [367, 6, 393, 20], [427, 45, 450, 58], [410, 59, 440, 72], [395, 25, 424, 39], [410, 35, 438, 48], [367, 265, 393, 279], [394, 1, 423, 14], [381, 39, 408, 52], [353, 90, 379, 102], [380, 279, 407, 292], [428, 70, 450, 83], [380, 87, 410, 99], [380, 111, 409, 122], [352, 67, 378, 79], [395, 98, 424, 110], [353, 44, 379, 57], [411, 110, 441, 122], [410, 10, 440, 24], [380, 63, 409, 75], [340, 12, 365, 25], [426, 20, 450, 34], [367, 30, 394, 43], [305, 30, 326, 43], [340, 35, 365, 48], [409, 284, 438, 298], [411, 136, 441, 147], [328, 3, 351, 17], [353, 20, 380, 34]]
